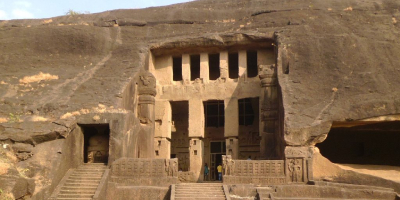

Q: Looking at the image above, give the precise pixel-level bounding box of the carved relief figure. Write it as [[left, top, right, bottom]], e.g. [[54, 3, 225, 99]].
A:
[[169, 159, 178, 177], [165, 159, 170, 175], [222, 155, 227, 175], [294, 159, 302, 182], [226, 155, 235, 175], [288, 159, 302, 182]]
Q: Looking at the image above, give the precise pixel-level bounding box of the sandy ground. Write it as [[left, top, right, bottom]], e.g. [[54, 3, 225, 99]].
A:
[[336, 163, 400, 182]]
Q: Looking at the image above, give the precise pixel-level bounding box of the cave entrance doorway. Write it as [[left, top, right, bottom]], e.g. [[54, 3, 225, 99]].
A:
[[80, 124, 110, 164], [170, 101, 190, 172], [317, 121, 400, 166]]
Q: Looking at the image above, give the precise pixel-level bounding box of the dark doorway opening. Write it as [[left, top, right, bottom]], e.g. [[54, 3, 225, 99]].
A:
[[247, 50, 258, 78], [210, 141, 226, 181], [228, 52, 239, 79], [81, 124, 110, 164], [170, 101, 190, 171], [173, 56, 183, 81], [209, 53, 220, 80], [317, 121, 400, 166], [190, 54, 201, 81]]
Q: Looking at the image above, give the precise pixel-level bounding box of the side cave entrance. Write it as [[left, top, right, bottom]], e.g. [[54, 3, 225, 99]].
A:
[[80, 124, 110, 164], [317, 121, 400, 167]]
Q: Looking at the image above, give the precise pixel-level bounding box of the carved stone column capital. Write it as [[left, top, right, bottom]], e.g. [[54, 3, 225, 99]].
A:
[[259, 64, 277, 87], [138, 71, 157, 96]]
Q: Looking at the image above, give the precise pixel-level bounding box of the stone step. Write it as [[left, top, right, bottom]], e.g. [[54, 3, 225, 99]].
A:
[[71, 171, 105, 175], [64, 182, 99, 187], [175, 190, 224, 193], [272, 198, 388, 200], [57, 194, 94, 198], [176, 186, 223, 189], [176, 192, 225, 195], [176, 188, 223, 190], [61, 186, 98, 190], [68, 176, 102, 180], [59, 189, 96, 194], [175, 197, 225, 200], [55, 198, 92, 200], [65, 181, 100, 185], [75, 169, 106, 172], [175, 195, 226, 198]]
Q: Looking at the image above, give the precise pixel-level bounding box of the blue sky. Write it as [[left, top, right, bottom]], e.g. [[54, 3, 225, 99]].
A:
[[0, 0, 193, 20]]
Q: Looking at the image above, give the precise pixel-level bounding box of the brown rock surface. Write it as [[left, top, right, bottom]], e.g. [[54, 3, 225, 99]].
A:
[[0, 0, 399, 198]]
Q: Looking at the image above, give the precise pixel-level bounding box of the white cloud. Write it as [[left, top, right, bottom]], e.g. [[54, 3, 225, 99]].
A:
[[12, 9, 34, 19], [14, 1, 32, 8], [0, 10, 7, 20]]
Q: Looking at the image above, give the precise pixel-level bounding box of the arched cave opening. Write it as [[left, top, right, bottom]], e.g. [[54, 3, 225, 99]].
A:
[[317, 121, 400, 166], [80, 124, 110, 164]]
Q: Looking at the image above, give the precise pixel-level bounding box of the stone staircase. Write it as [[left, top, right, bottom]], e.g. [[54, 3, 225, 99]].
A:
[[49, 163, 108, 200], [172, 183, 228, 200]]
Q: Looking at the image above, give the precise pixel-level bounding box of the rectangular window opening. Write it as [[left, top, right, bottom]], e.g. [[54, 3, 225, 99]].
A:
[[173, 56, 183, 81], [209, 53, 220, 80], [190, 54, 201, 81], [239, 98, 258, 126], [228, 52, 239, 79], [247, 51, 258, 78], [204, 100, 224, 127]]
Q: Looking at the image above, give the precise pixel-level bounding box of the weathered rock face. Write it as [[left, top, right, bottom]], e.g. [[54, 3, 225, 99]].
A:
[[0, 0, 400, 198]]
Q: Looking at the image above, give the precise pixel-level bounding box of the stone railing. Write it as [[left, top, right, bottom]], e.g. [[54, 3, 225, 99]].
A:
[[222, 155, 286, 185], [109, 158, 179, 186]]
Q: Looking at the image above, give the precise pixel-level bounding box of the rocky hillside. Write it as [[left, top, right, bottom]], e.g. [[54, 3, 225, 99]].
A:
[[0, 0, 399, 199]]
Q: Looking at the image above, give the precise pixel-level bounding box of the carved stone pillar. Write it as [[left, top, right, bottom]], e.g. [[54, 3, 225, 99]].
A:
[[137, 71, 156, 158], [259, 64, 278, 159], [189, 138, 204, 182]]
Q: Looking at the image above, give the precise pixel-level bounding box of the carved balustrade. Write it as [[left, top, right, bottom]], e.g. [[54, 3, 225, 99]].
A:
[[109, 158, 179, 186], [222, 155, 286, 185]]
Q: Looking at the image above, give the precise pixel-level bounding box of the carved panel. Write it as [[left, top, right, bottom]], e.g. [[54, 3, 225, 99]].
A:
[[222, 157, 285, 177], [111, 158, 178, 177], [287, 158, 303, 183], [239, 131, 260, 146]]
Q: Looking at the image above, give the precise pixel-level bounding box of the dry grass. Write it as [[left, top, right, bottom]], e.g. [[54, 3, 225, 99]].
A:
[[0, 118, 7, 123], [19, 72, 58, 84]]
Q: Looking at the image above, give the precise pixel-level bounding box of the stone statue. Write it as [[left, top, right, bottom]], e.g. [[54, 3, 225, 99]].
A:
[[222, 155, 227, 175], [169, 159, 178, 177], [226, 155, 235, 175]]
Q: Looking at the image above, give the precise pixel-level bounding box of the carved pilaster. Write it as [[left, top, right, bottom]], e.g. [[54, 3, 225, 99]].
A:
[[259, 64, 278, 159], [137, 71, 157, 158]]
